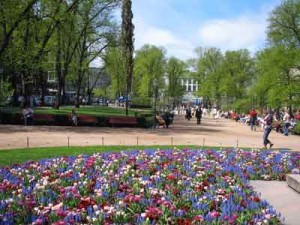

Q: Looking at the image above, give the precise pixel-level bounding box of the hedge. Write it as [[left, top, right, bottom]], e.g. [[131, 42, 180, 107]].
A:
[[0, 111, 154, 128]]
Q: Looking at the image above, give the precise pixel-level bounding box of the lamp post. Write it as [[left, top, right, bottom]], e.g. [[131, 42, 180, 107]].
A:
[[153, 79, 157, 128]]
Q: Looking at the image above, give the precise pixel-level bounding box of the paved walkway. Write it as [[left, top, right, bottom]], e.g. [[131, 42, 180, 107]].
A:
[[251, 181, 300, 225], [0, 115, 299, 150]]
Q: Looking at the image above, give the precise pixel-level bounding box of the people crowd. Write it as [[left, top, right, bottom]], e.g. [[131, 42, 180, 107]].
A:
[[221, 108, 299, 138], [172, 104, 299, 148]]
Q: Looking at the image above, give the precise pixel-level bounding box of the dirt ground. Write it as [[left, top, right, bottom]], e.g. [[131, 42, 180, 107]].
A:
[[0, 115, 299, 151]]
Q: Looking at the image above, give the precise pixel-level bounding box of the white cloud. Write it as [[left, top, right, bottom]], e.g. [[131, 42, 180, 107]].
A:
[[134, 20, 196, 60], [197, 16, 267, 53]]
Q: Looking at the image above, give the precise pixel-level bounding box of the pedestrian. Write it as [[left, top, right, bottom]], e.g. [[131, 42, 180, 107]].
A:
[[212, 107, 217, 119], [22, 105, 34, 126], [195, 105, 202, 125], [249, 108, 257, 131], [186, 106, 192, 120], [263, 110, 274, 148], [282, 111, 291, 136], [71, 109, 78, 126]]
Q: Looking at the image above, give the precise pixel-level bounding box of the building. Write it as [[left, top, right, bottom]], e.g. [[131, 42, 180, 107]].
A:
[[180, 75, 202, 105]]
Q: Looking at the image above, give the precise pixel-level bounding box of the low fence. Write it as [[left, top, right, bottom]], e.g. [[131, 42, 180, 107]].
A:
[[0, 135, 251, 150]]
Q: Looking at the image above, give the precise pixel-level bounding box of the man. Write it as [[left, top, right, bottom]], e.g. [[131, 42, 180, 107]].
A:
[[195, 105, 202, 125], [23, 105, 34, 126], [263, 110, 274, 148], [186, 106, 192, 120], [249, 108, 257, 131]]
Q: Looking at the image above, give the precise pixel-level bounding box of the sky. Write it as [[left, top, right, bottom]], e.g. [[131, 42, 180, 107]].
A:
[[131, 0, 282, 61]]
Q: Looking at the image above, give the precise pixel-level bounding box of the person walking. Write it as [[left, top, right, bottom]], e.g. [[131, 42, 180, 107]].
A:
[[22, 105, 34, 126], [186, 106, 192, 121], [195, 105, 202, 125], [71, 109, 78, 126], [249, 108, 257, 131], [282, 111, 291, 136], [263, 110, 274, 148]]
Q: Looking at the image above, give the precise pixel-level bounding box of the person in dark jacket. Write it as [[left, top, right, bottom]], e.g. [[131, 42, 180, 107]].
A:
[[186, 106, 192, 120], [195, 105, 202, 125], [263, 110, 274, 148]]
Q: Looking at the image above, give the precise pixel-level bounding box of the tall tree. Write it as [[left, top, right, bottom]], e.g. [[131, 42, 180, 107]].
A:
[[196, 47, 224, 108], [65, 0, 120, 108], [267, 0, 300, 48], [134, 45, 166, 110], [0, 0, 38, 56], [254, 46, 300, 111], [104, 47, 126, 100], [166, 57, 186, 107], [121, 0, 134, 115], [222, 49, 254, 110]]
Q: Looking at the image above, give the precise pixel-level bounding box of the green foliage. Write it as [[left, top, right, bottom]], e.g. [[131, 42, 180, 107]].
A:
[[291, 122, 300, 135], [222, 49, 254, 100], [254, 46, 300, 110], [196, 48, 224, 107], [267, 0, 300, 48], [136, 115, 154, 128], [0, 78, 14, 103], [104, 47, 126, 98], [232, 98, 253, 113], [0, 111, 22, 124], [166, 57, 186, 101], [133, 45, 166, 98], [131, 96, 152, 108]]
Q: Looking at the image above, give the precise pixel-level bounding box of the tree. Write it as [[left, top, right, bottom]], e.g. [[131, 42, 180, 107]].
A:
[[267, 0, 300, 48], [0, 0, 39, 56], [222, 49, 254, 110], [104, 47, 126, 100], [68, 0, 120, 108], [196, 47, 224, 108], [121, 0, 134, 115], [133, 45, 166, 110], [0, 77, 14, 104], [166, 57, 186, 107], [262, 0, 300, 113], [254, 46, 300, 112]]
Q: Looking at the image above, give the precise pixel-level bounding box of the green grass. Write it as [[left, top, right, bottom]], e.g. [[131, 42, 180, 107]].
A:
[[1, 106, 151, 117], [0, 145, 203, 167]]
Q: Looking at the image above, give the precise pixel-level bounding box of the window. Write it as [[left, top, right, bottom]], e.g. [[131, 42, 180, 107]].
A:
[[47, 71, 57, 82]]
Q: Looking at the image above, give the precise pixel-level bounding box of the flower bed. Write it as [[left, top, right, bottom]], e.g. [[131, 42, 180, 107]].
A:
[[0, 148, 299, 224]]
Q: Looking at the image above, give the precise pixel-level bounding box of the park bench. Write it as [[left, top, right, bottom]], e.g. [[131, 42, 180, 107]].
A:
[[108, 116, 138, 127], [78, 115, 98, 125], [34, 114, 56, 125]]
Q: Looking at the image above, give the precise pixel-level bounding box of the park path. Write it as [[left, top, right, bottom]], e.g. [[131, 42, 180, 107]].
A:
[[0, 114, 299, 150], [0, 114, 299, 224]]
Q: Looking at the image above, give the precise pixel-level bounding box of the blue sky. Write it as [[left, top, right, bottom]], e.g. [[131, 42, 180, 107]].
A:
[[131, 0, 282, 60]]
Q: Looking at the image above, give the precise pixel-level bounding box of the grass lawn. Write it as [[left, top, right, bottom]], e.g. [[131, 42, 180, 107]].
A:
[[0, 145, 202, 167], [0, 105, 151, 117]]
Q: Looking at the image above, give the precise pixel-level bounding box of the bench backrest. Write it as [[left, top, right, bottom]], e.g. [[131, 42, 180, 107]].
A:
[[109, 116, 137, 123]]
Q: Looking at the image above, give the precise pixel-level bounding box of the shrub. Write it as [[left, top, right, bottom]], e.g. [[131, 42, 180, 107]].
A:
[[291, 122, 300, 135], [55, 114, 71, 126], [97, 116, 109, 127], [137, 115, 154, 128], [0, 111, 22, 124]]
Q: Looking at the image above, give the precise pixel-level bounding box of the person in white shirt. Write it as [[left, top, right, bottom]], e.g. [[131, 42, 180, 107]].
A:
[[23, 105, 34, 125]]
